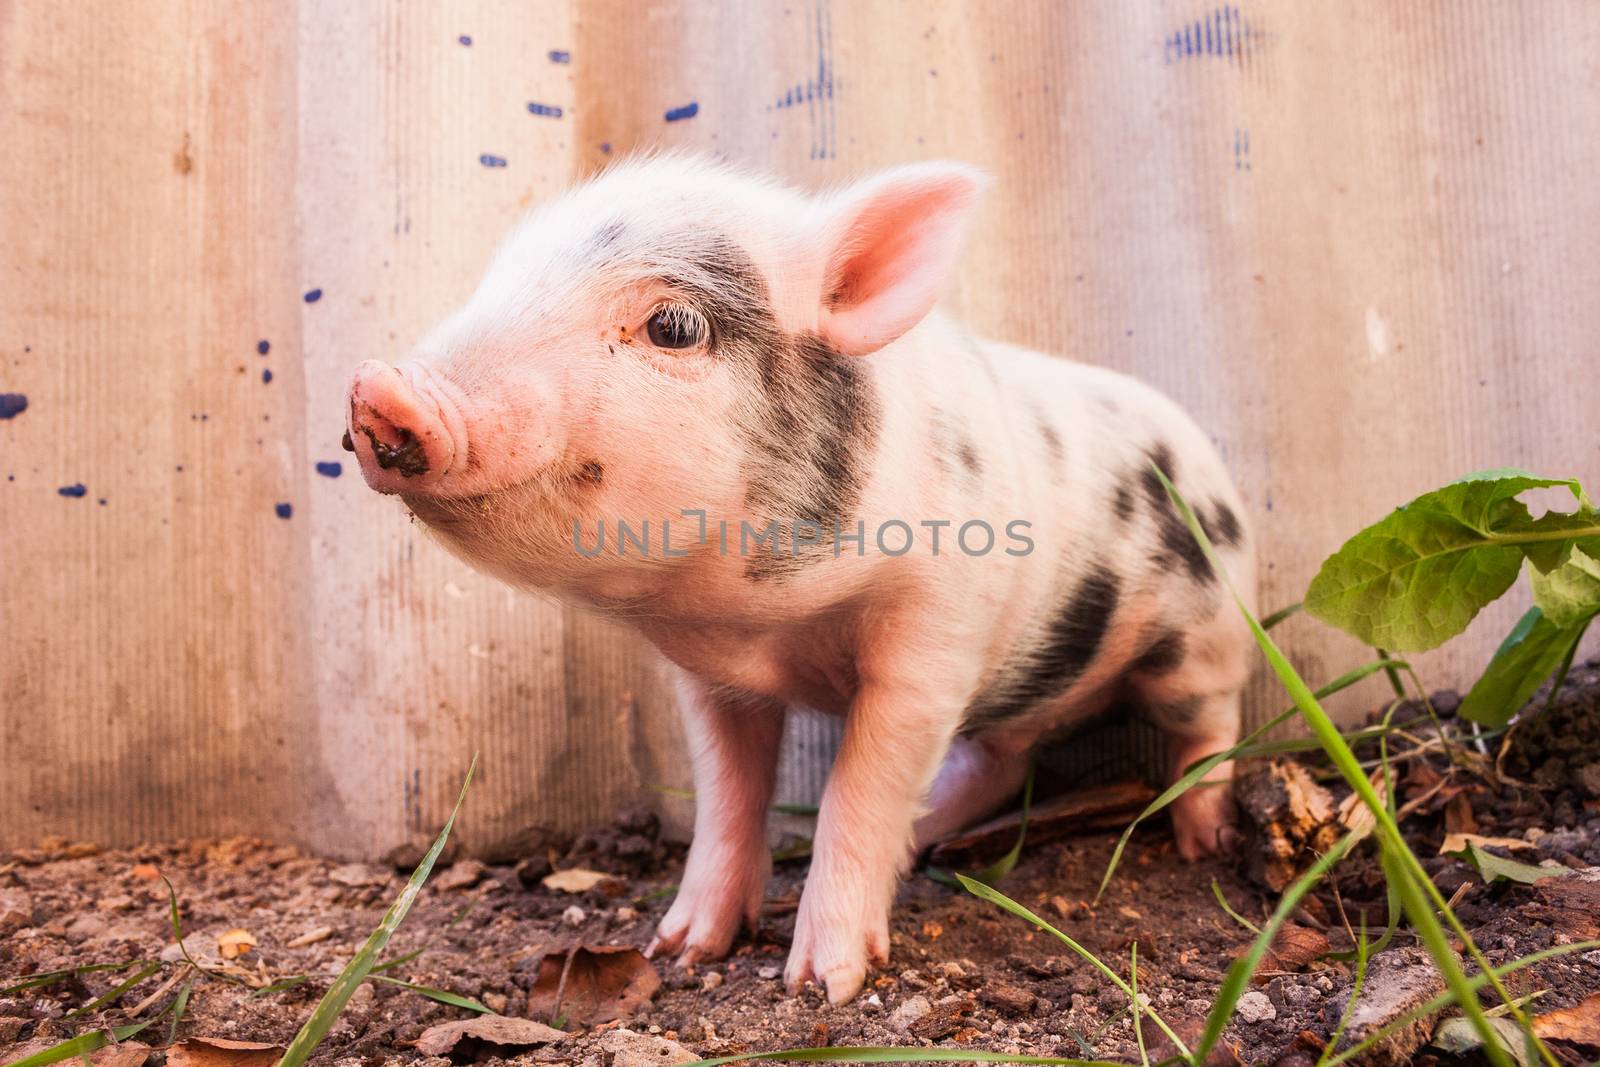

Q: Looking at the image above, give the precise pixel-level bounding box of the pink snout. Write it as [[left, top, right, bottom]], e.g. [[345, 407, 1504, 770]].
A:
[[345, 360, 463, 494]]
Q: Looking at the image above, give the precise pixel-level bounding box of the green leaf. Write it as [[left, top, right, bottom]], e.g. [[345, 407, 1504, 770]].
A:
[[1530, 547, 1600, 628], [275, 755, 477, 1067], [1459, 608, 1589, 727], [1448, 842, 1569, 885], [366, 974, 491, 1013], [1305, 471, 1598, 651]]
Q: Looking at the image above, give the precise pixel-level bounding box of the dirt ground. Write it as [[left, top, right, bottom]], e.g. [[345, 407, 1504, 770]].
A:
[[4, 662, 1600, 1067]]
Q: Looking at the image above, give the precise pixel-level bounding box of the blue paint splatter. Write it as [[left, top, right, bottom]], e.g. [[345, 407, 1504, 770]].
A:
[[479, 154, 508, 167], [262, 369, 273, 384], [599, 142, 612, 154], [0, 394, 26, 419], [303, 288, 322, 303], [1165, 6, 1253, 64], [664, 101, 699, 122], [459, 34, 472, 46], [257, 339, 270, 355], [548, 49, 570, 63], [58, 483, 87, 498], [315, 460, 343, 478], [275, 502, 293, 519], [527, 102, 563, 118]]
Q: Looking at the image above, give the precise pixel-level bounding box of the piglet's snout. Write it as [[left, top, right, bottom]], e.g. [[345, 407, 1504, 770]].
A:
[[345, 359, 462, 494]]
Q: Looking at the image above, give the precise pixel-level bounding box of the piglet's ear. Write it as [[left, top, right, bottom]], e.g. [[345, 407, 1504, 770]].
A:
[[815, 162, 987, 356]]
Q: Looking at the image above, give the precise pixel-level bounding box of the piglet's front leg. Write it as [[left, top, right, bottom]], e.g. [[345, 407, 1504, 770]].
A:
[[785, 679, 963, 1004], [647, 677, 785, 965]]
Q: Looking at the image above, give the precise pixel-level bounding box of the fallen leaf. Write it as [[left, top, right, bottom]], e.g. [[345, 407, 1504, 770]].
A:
[[597, 1027, 698, 1067], [433, 858, 486, 891], [90, 1041, 152, 1067], [1443, 793, 1479, 835], [1236, 922, 1331, 981], [216, 928, 257, 959], [541, 868, 621, 894], [165, 1037, 282, 1067], [130, 864, 160, 881], [527, 944, 661, 1025], [412, 1015, 568, 1056], [1532, 991, 1600, 1046], [1440, 833, 1535, 855], [1432, 1015, 1535, 1066]]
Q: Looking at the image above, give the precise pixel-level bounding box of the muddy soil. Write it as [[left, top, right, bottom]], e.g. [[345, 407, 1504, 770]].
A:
[[4, 663, 1600, 1066]]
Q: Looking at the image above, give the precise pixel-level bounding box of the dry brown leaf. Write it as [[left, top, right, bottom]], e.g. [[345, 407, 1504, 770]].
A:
[[165, 1037, 282, 1067], [541, 868, 621, 894], [412, 1015, 568, 1056], [1443, 793, 1478, 835], [527, 944, 661, 1025], [1532, 991, 1600, 1046], [90, 1040, 152, 1067], [1439, 832, 1534, 855], [216, 928, 257, 959], [1236, 922, 1331, 982]]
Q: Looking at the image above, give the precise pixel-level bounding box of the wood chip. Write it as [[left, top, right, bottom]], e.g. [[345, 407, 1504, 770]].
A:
[[927, 780, 1155, 866], [285, 925, 333, 948], [413, 1015, 568, 1056]]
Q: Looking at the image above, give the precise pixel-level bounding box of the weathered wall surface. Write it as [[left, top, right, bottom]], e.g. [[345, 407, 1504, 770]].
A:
[[3, 1, 1596, 858]]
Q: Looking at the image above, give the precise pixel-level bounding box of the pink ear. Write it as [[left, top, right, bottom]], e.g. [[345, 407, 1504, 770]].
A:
[[816, 162, 987, 356]]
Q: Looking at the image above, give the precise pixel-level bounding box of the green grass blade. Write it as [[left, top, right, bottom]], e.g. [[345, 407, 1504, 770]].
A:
[[161, 876, 244, 986], [1322, 940, 1600, 1067], [366, 974, 491, 1013], [954, 874, 1190, 1060], [0, 962, 147, 997], [680, 1048, 1149, 1066], [275, 754, 477, 1067], [1129, 944, 1149, 1067], [168, 975, 194, 1045], [1210, 880, 1261, 934], [246, 975, 313, 1000], [1317, 921, 1369, 1067], [1094, 656, 1404, 902], [969, 758, 1036, 886], [3, 1017, 161, 1067], [1151, 466, 1531, 1067], [1191, 832, 1359, 1065], [64, 960, 161, 1020]]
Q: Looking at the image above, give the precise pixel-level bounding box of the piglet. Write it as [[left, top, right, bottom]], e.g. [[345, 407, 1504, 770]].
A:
[[345, 154, 1255, 1004]]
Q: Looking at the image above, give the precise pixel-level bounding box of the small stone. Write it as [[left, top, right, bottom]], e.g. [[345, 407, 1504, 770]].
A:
[[433, 859, 486, 891], [1577, 763, 1600, 799], [980, 982, 1038, 1016], [481, 991, 509, 1013], [1583, 949, 1600, 967], [287, 925, 334, 948], [756, 965, 779, 980], [596, 1027, 698, 1067], [863, 993, 883, 1010], [888, 994, 932, 1033], [616, 906, 638, 922], [700, 971, 723, 991], [561, 904, 586, 926], [937, 961, 966, 980], [1236, 990, 1276, 1023]]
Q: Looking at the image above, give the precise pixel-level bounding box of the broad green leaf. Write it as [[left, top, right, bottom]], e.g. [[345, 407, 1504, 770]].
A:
[[1448, 842, 1569, 885], [1530, 547, 1600, 628], [1459, 608, 1588, 726], [1305, 472, 1599, 651]]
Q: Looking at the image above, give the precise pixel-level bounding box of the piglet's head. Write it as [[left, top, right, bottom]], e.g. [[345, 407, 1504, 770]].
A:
[[345, 154, 984, 585]]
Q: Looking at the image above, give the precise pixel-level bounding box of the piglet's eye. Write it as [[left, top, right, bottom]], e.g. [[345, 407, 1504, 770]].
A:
[[646, 305, 708, 350]]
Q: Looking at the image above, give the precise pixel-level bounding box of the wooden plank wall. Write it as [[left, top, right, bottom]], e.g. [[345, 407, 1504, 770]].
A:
[[3, 1, 1596, 858]]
